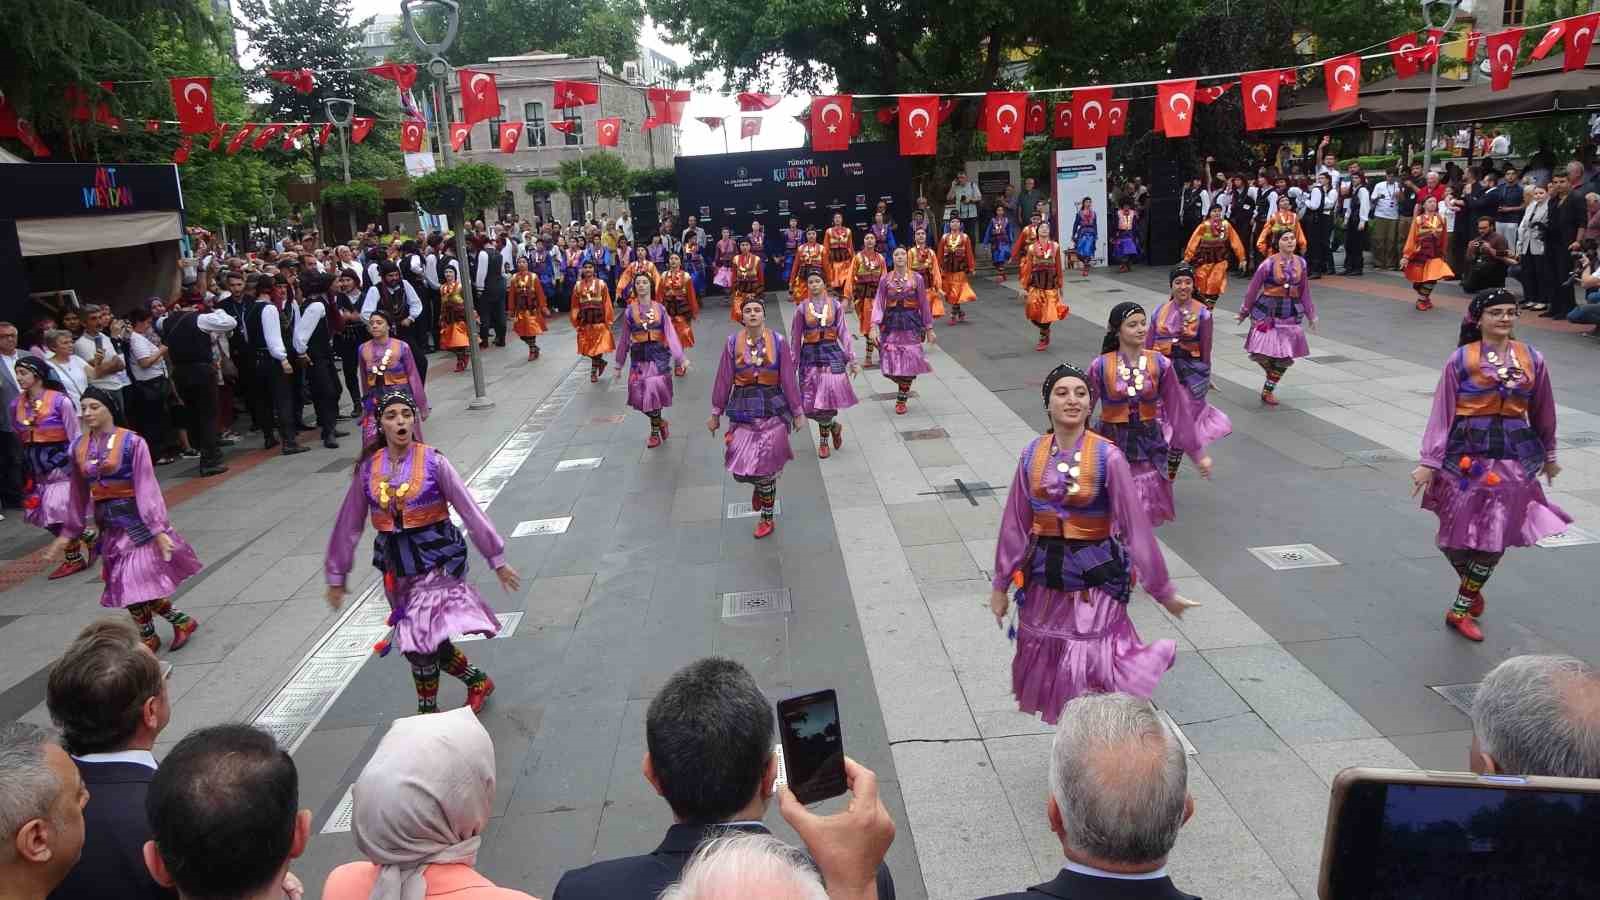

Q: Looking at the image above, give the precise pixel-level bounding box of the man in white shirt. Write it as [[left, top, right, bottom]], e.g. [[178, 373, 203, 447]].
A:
[[618, 211, 634, 242], [247, 274, 308, 455], [362, 260, 429, 382], [73, 305, 132, 420], [1369, 169, 1403, 270], [125, 308, 179, 464], [1342, 172, 1372, 276], [161, 296, 237, 477], [290, 271, 348, 450], [947, 173, 981, 241]]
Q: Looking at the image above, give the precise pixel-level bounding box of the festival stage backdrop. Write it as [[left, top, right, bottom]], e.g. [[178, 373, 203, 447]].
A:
[[674, 142, 914, 241], [1054, 148, 1109, 266]]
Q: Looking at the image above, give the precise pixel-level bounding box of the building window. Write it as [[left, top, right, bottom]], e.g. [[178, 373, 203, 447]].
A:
[[1503, 0, 1524, 25], [562, 107, 583, 146], [488, 104, 505, 145], [525, 101, 546, 147], [499, 190, 516, 221]]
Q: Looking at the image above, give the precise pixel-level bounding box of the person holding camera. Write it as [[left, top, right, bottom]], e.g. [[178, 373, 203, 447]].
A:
[[1462, 216, 1517, 293], [1570, 242, 1600, 335]]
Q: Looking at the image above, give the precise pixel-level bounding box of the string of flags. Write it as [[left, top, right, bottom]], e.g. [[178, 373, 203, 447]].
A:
[[4, 11, 1597, 164]]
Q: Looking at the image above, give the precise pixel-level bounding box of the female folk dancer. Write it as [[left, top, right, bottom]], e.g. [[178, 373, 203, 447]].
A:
[[712, 226, 738, 295], [1147, 264, 1232, 480], [989, 206, 1015, 281], [1255, 195, 1306, 258], [1401, 196, 1454, 312], [869, 212, 897, 257], [570, 260, 616, 383], [1111, 200, 1141, 272], [941, 219, 978, 325], [708, 296, 804, 540], [617, 245, 660, 304], [789, 272, 859, 458], [789, 226, 828, 303], [727, 237, 765, 323], [1011, 212, 1042, 277], [659, 252, 700, 376], [614, 274, 689, 449], [1239, 229, 1319, 406], [358, 310, 429, 445], [907, 228, 947, 319], [1071, 197, 1098, 276], [1412, 289, 1569, 642], [1020, 220, 1068, 352], [326, 391, 521, 713], [988, 364, 1198, 724], [438, 266, 471, 371], [824, 213, 854, 294], [843, 233, 887, 368], [781, 217, 804, 281], [15, 356, 91, 579], [872, 247, 935, 416], [1183, 205, 1247, 309], [1089, 303, 1212, 528], [51, 388, 202, 652], [508, 254, 550, 361]]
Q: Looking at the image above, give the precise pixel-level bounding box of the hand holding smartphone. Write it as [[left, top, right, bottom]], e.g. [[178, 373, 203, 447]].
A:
[[776, 689, 847, 805]]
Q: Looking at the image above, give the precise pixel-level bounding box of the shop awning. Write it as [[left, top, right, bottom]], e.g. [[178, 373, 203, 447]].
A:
[[15, 210, 183, 257]]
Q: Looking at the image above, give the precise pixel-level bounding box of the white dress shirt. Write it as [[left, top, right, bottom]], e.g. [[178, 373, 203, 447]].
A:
[[1061, 861, 1170, 882], [292, 301, 325, 354], [422, 252, 441, 290], [258, 303, 294, 361], [74, 749, 158, 769]]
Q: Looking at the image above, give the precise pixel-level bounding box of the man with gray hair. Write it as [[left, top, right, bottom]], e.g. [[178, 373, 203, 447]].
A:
[[977, 692, 1197, 900], [660, 832, 829, 900], [1470, 654, 1600, 778], [0, 722, 89, 900]]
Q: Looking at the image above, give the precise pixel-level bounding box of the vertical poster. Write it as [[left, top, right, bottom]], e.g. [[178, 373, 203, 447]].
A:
[[1054, 148, 1108, 266]]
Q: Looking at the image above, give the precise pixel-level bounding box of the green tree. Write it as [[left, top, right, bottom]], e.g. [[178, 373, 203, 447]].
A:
[[559, 151, 632, 201], [235, 0, 404, 182], [398, 0, 645, 79]]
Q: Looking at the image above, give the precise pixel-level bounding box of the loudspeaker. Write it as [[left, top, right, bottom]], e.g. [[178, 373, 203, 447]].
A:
[[1146, 158, 1185, 266], [628, 193, 659, 242], [1149, 159, 1183, 198]]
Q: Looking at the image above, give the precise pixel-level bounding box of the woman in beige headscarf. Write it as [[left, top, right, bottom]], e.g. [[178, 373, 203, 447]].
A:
[[322, 708, 537, 900]]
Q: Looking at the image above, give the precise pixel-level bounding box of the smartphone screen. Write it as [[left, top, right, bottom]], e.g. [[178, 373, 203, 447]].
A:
[[776, 689, 846, 805], [1325, 778, 1600, 898]]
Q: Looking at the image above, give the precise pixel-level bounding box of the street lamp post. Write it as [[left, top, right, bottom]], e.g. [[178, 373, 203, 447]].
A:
[[1420, 0, 1460, 174], [400, 0, 493, 410], [323, 97, 358, 240]]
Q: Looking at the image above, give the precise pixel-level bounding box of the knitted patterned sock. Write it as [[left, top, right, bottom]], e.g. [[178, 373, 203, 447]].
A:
[[1038, 325, 1050, 341], [127, 603, 156, 643], [1263, 366, 1284, 394], [63, 541, 84, 565], [409, 657, 441, 713], [756, 479, 777, 522], [439, 640, 487, 687], [896, 379, 912, 403], [1452, 557, 1499, 614], [1167, 447, 1185, 480], [150, 598, 192, 629], [649, 413, 664, 437]]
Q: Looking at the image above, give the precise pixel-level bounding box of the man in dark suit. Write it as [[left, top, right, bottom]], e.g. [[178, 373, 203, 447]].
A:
[[552, 657, 896, 900], [1545, 163, 1590, 319], [44, 619, 176, 900], [975, 693, 1198, 900]]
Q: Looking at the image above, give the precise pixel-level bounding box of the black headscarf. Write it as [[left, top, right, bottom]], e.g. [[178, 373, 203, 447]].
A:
[[1041, 362, 1089, 407], [1459, 287, 1519, 346], [1101, 301, 1146, 354], [1169, 262, 1195, 284], [13, 355, 58, 391], [80, 386, 128, 427]]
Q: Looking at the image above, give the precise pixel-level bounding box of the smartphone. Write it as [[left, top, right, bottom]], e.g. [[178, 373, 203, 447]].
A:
[[775, 689, 846, 805], [1319, 767, 1600, 899]]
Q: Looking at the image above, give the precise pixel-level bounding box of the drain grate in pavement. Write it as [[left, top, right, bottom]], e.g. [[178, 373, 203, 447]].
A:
[[258, 720, 310, 751], [722, 588, 792, 618], [321, 786, 356, 834], [1247, 543, 1341, 571], [918, 479, 997, 506], [869, 390, 920, 401], [589, 414, 625, 424], [727, 500, 782, 519], [1346, 448, 1411, 464], [985, 350, 1027, 359], [902, 427, 949, 441], [1306, 355, 1353, 364], [1429, 682, 1480, 716], [1537, 525, 1599, 549], [511, 516, 572, 537], [554, 457, 604, 471], [453, 611, 524, 643]]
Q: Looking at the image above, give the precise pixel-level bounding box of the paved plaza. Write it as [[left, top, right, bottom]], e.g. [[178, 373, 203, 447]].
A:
[[1, 263, 1596, 899]]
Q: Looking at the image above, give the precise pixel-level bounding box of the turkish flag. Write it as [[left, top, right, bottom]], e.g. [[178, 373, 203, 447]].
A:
[[12, 117, 50, 158], [550, 120, 576, 135], [898, 94, 938, 156], [64, 84, 89, 121], [448, 122, 470, 151], [597, 116, 621, 146], [173, 136, 192, 164], [983, 90, 1027, 152], [1072, 87, 1111, 148], [498, 121, 522, 153], [1240, 69, 1282, 131], [1051, 102, 1072, 140], [1486, 28, 1524, 91], [367, 60, 418, 92], [642, 116, 660, 132], [316, 122, 333, 147], [1107, 99, 1128, 137], [145, 119, 161, 133], [226, 124, 255, 155], [938, 99, 955, 123], [647, 88, 690, 126], [1533, 20, 1565, 60], [1024, 99, 1046, 135], [1323, 55, 1361, 111], [740, 117, 761, 139], [738, 92, 781, 111], [1156, 80, 1196, 137], [169, 76, 216, 134], [251, 124, 284, 151], [400, 119, 427, 153], [553, 80, 599, 109], [850, 110, 863, 137], [696, 116, 724, 130], [268, 69, 315, 94], [208, 124, 228, 151], [1466, 31, 1483, 63], [1563, 13, 1599, 71], [1415, 28, 1445, 68], [458, 69, 499, 125], [281, 123, 310, 150], [875, 106, 896, 125], [810, 95, 852, 151], [1196, 83, 1233, 105], [351, 116, 375, 143], [1389, 34, 1421, 79]]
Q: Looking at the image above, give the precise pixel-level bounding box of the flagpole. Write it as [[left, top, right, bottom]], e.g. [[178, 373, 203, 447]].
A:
[[1420, 0, 1458, 174], [323, 97, 357, 240]]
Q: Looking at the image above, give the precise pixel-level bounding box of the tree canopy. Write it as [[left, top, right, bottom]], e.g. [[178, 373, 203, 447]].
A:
[[397, 0, 645, 76], [559, 151, 632, 200]]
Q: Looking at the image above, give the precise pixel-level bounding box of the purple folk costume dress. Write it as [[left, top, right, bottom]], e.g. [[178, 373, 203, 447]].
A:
[[326, 440, 505, 713], [992, 431, 1179, 724], [63, 428, 201, 652], [1240, 253, 1316, 404], [15, 388, 80, 538], [872, 270, 933, 414], [358, 337, 429, 444], [614, 299, 687, 448], [788, 294, 858, 457], [1146, 297, 1233, 479], [711, 329, 804, 536], [1086, 350, 1202, 527]]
